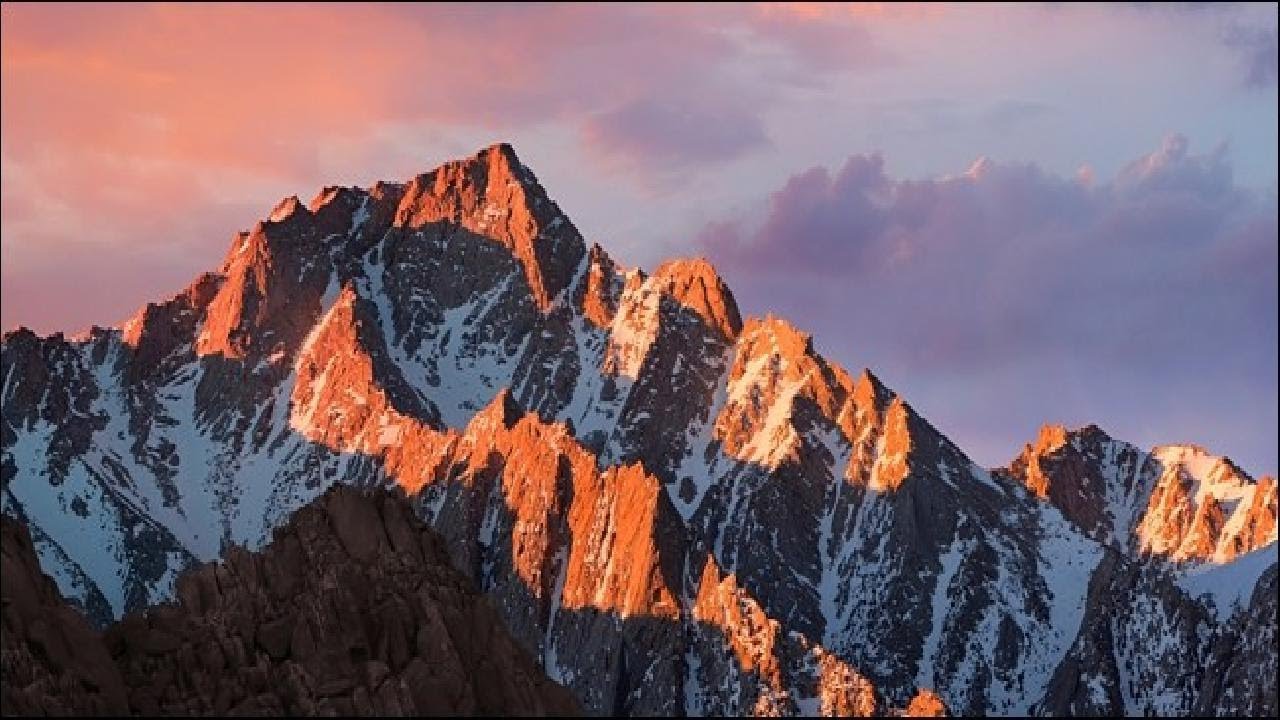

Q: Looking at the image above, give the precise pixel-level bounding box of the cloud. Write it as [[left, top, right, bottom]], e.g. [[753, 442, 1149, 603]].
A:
[[0, 3, 880, 184], [0, 2, 901, 334], [582, 95, 771, 180], [1223, 23, 1279, 89], [0, 3, 869, 332], [698, 135, 1278, 473]]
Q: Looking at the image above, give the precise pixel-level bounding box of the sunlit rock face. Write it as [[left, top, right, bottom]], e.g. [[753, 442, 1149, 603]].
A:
[[1002, 424, 1277, 565], [3, 144, 1274, 717]]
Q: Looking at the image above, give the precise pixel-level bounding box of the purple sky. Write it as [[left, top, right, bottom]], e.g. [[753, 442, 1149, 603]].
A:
[[2, 3, 1276, 473]]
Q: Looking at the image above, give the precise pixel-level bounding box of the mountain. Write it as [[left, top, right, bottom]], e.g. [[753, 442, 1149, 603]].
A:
[[2, 143, 1275, 716], [1001, 424, 1276, 567], [1, 486, 579, 716]]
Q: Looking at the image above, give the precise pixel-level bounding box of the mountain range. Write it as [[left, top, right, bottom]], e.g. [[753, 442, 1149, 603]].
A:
[[2, 143, 1275, 716]]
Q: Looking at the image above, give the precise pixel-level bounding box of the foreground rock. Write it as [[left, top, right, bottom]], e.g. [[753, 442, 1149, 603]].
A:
[[1, 519, 128, 715], [1, 487, 579, 717]]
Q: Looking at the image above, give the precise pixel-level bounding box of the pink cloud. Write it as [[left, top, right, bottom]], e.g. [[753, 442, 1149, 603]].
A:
[[1, 3, 901, 334]]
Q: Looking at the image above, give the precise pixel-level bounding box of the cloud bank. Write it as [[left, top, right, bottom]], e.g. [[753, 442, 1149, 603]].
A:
[[699, 135, 1278, 473]]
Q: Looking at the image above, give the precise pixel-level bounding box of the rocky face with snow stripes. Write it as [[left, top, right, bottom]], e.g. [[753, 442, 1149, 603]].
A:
[[2, 143, 1275, 716]]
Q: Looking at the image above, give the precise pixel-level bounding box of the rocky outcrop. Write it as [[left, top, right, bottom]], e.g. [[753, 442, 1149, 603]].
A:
[[1, 518, 129, 716], [688, 554, 881, 717], [648, 257, 742, 341], [1, 489, 579, 717]]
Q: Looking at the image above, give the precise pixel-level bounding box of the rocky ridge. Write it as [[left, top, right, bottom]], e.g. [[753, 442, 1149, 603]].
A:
[[1002, 424, 1276, 565]]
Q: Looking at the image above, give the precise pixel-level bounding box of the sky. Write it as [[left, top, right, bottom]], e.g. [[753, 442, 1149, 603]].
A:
[[2, 2, 1276, 474]]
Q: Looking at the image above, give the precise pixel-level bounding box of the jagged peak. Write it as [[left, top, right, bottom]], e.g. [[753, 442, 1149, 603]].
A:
[[65, 325, 115, 344], [587, 241, 613, 263], [1152, 444, 1254, 485], [405, 142, 536, 208], [740, 313, 813, 359], [651, 255, 715, 278], [576, 243, 625, 328], [622, 266, 648, 289], [852, 368, 891, 410], [368, 179, 404, 200], [649, 257, 743, 339], [307, 185, 361, 214], [0, 326, 40, 346], [389, 143, 585, 311], [1033, 423, 1071, 454], [1073, 422, 1115, 443], [1153, 442, 1217, 460], [267, 195, 309, 224], [585, 243, 627, 287], [118, 272, 222, 345], [1017, 422, 1124, 460], [472, 142, 526, 180]]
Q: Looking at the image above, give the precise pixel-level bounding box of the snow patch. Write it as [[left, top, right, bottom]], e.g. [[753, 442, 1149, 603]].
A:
[[1176, 545, 1277, 617]]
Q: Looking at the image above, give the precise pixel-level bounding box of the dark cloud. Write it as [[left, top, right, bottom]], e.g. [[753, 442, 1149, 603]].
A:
[[698, 135, 1278, 473]]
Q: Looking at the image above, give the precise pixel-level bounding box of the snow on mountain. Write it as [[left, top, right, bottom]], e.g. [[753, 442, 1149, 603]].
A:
[[1176, 545, 1278, 617], [1003, 424, 1276, 567], [1140, 445, 1277, 563], [2, 143, 1275, 716]]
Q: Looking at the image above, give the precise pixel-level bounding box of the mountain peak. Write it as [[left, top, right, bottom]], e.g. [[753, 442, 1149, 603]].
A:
[[267, 195, 308, 224], [1152, 443, 1218, 464], [1002, 422, 1276, 565], [475, 141, 522, 175], [1137, 443, 1272, 563], [1026, 422, 1118, 456], [650, 257, 743, 339], [852, 368, 892, 413], [425, 142, 529, 191], [741, 314, 812, 358], [576, 243, 625, 327], [307, 185, 360, 214], [391, 142, 586, 310], [1033, 423, 1070, 454]]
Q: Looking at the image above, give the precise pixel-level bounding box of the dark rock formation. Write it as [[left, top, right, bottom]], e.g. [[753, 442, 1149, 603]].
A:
[[0, 487, 579, 717], [1, 518, 128, 716]]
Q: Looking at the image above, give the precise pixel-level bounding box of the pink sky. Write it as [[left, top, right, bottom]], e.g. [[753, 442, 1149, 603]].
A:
[[2, 2, 1276, 473]]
